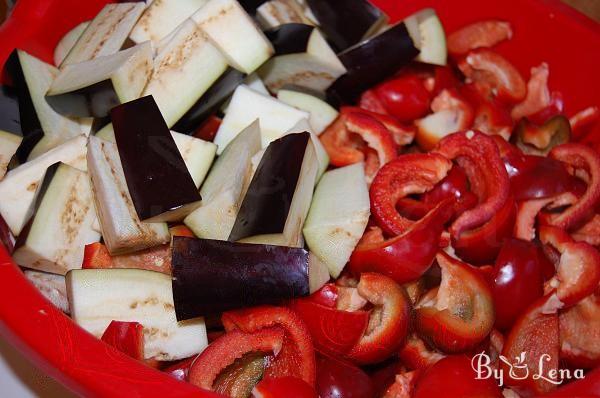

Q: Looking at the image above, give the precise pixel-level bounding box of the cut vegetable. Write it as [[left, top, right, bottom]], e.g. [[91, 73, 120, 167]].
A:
[[229, 132, 317, 247], [172, 237, 310, 319], [256, 0, 313, 29], [129, 0, 209, 44], [0, 131, 22, 180], [60, 2, 146, 66], [308, 251, 331, 293], [111, 96, 202, 222], [277, 88, 338, 134], [220, 73, 269, 114], [13, 163, 100, 274], [303, 163, 370, 278], [259, 23, 346, 93], [214, 84, 309, 153], [53, 21, 89, 66], [191, 0, 274, 74], [171, 131, 217, 188], [87, 136, 170, 255], [327, 22, 419, 105], [0, 135, 87, 236], [66, 268, 208, 361], [305, 0, 388, 51], [404, 8, 447, 66], [283, 118, 329, 180], [184, 121, 261, 240], [24, 270, 69, 313]]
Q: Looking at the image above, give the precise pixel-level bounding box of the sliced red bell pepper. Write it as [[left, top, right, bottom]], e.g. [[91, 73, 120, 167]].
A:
[[513, 193, 577, 241], [222, 306, 316, 386], [381, 370, 420, 398], [346, 273, 411, 365], [543, 367, 600, 397], [510, 63, 551, 120], [398, 334, 445, 370], [344, 106, 415, 147], [570, 106, 600, 140], [473, 98, 513, 140], [349, 200, 454, 284], [559, 292, 600, 370], [447, 20, 513, 55], [370, 153, 453, 235], [415, 252, 495, 353], [193, 115, 222, 142], [316, 352, 374, 398], [371, 75, 432, 122], [163, 356, 195, 382], [434, 130, 511, 240], [82, 242, 172, 274], [572, 213, 600, 246], [188, 327, 284, 391], [540, 143, 600, 231], [526, 92, 565, 126], [101, 321, 144, 361], [253, 376, 318, 398], [359, 89, 389, 115]]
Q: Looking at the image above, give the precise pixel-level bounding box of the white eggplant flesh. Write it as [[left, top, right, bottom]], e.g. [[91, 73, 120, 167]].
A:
[[87, 136, 170, 255], [0, 131, 22, 180], [67, 269, 208, 361], [256, 0, 313, 29], [220, 73, 269, 114], [308, 251, 331, 294], [53, 21, 90, 66], [60, 2, 146, 66], [415, 109, 462, 146], [404, 8, 447, 66], [171, 131, 217, 188], [277, 89, 338, 134], [284, 118, 329, 180], [214, 85, 309, 153], [184, 121, 261, 239], [303, 163, 370, 278], [143, 18, 229, 127], [130, 0, 209, 44], [0, 135, 87, 236], [24, 270, 69, 313], [191, 0, 274, 74], [12, 164, 100, 274]]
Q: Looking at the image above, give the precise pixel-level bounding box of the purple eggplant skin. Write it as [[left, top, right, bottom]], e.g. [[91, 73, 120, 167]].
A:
[[238, 0, 269, 15], [0, 85, 22, 136], [264, 24, 314, 55], [326, 22, 419, 106], [306, 0, 386, 51], [45, 80, 120, 118], [171, 236, 310, 320], [111, 95, 201, 221], [0, 212, 16, 254], [173, 68, 245, 135], [228, 132, 310, 242]]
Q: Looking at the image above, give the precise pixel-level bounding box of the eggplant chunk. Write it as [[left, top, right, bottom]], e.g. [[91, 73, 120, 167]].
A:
[[87, 136, 170, 255], [277, 88, 338, 134], [60, 2, 145, 66], [256, 0, 313, 29], [24, 270, 69, 313], [0, 131, 22, 180], [67, 268, 208, 361], [282, 118, 328, 180], [404, 8, 447, 66], [54, 21, 90, 66], [13, 163, 101, 275], [172, 237, 310, 319], [111, 96, 202, 222], [191, 0, 274, 74]]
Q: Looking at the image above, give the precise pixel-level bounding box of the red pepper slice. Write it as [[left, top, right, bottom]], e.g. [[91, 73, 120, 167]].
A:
[[432, 66, 461, 96], [398, 334, 445, 370], [510, 63, 551, 121], [222, 306, 316, 386], [359, 89, 389, 115], [101, 321, 144, 361], [188, 327, 284, 391], [572, 213, 600, 246], [540, 143, 600, 230], [544, 367, 600, 397], [371, 75, 432, 122], [370, 153, 453, 235], [253, 377, 318, 398], [346, 273, 411, 365], [82, 242, 172, 274], [193, 115, 222, 142], [163, 356, 195, 382], [434, 130, 511, 240], [344, 106, 415, 147], [415, 252, 495, 353], [526, 92, 565, 126], [349, 200, 454, 284], [447, 20, 513, 55], [473, 98, 513, 140], [316, 352, 374, 398], [381, 370, 420, 398], [559, 292, 600, 369], [570, 106, 600, 140], [513, 193, 578, 241]]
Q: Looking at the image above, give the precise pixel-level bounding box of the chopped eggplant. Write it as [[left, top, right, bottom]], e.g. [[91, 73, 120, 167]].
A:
[[129, 0, 209, 44], [277, 88, 338, 134], [0, 135, 87, 236], [220, 73, 269, 115], [404, 8, 447, 66], [303, 163, 370, 278], [87, 136, 170, 255], [111, 96, 202, 222], [327, 22, 419, 105], [191, 0, 274, 74], [214, 84, 309, 153], [173, 68, 245, 135], [184, 121, 261, 240], [238, 0, 269, 14], [171, 131, 217, 188], [0, 131, 22, 179], [0, 213, 15, 254], [172, 237, 310, 319], [283, 118, 328, 180], [305, 0, 388, 51], [256, 0, 314, 29], [12, 163, 100, 275], [229, 132, 318, 247], [60, 2, 146, 66], [259, 24, 346, 93], [0, 84, 22, 137], [24, 270, 69, 313], [53, 21, 90, 66], [308, 250, 330, 293], [66, 268, 208, 361]]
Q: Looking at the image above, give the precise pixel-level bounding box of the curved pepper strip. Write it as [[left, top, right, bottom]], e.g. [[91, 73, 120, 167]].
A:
[[434, 131, 511, 240], [513, 193, 577, 241], [370, 153, 453, 235], [539, 225, 600, 308], [349, 200, 454, 284], [540, 143, 600, 230], [572, 213, 600, 246], [188, 327, 284, 390], [398, 334, 445, 370], [346, 273, 411, 365], [570, 106, 600, 140], [222, 306, 316, 386], [344, 106, 415, 147], [101, 321, 144, 361], [415, 252, 495, 353], [510, 63, 551, 121], [447, 20, 512, 55], [381, 370, 420, 398], [559, 292, 600, 369]]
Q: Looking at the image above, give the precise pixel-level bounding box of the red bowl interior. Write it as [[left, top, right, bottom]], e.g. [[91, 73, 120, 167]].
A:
[[0, 0, 598, 396]]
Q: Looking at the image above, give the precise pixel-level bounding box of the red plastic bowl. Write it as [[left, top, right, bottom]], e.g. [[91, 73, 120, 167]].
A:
[[0, 0, 598, 396]]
